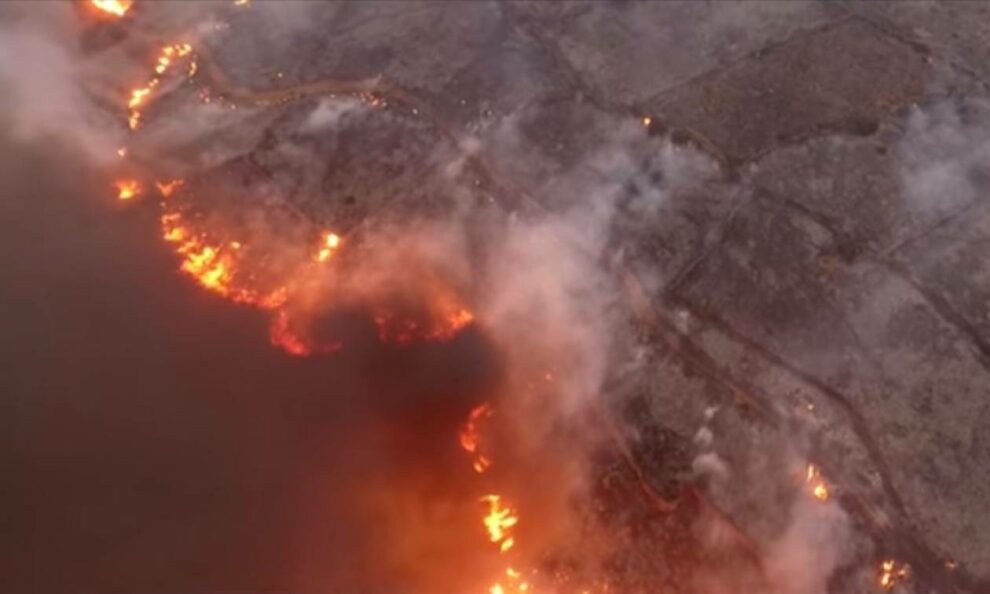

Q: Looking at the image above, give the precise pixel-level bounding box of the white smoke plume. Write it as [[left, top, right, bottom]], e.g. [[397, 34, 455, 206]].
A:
[[0, 2, 123, 163], [899, 98, 990, 216]]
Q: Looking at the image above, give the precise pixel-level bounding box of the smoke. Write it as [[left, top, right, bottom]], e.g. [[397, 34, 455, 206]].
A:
[[899, 98, 990, 216], [0, 2, 123, 163], [1, 4, 878, 594]]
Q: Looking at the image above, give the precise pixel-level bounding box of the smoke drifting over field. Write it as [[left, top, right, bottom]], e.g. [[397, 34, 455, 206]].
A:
[[0, 3, 904, 594]]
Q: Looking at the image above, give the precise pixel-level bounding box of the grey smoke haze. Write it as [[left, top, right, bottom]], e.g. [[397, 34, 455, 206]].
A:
[[900, 98, 990, 216], [7, 2, 969, 594], [0, 2, 122, 163]]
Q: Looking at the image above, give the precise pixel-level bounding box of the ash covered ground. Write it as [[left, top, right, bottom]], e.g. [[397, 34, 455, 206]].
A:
[[3, 2, 990, 594]]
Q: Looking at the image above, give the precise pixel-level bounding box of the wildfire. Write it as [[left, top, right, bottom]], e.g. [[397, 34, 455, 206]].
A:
[[115, 179, 140, 200], [269, 309, 308, 356], [315, 231, 341, 262], [879, 559, 909, 590], [128, 81, 156, 109], [481, 495, 518, 553], [459, 405, 537, 594], [89, 0, 133, 18], [374, 304, 474, 345], [155, 179, 184, 197], [805, 463, 829, 502], [160, 209, 280, 306], [155, 44, 192, 75], [460, 402, 494, 473], [126, 43, 195, 130], [490, 567, 533, 594]]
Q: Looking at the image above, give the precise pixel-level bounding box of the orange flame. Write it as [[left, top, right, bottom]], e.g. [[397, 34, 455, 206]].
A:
[[115, 179, 140, 200], [128, 80, 157, 109], [879, 559, 909, 590], [269, 309, 310, 356], [460, 399, 535, 593], [154, 43, 192, 75], [159, 209, 283, 307], [489, 568, 533, 594], [373, 305, 473, 345], [805, 464, 829, 502], [315, 231, 341, 262], [89, 0, 133, 17], [126, 44, 194, 130], [480, 495, 518, 553], [460, 402, 494, 473], [155, 179, 184, 197]]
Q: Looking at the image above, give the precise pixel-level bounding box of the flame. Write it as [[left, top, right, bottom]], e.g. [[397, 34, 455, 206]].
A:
[[480, 495, 518, 553], [373, 305, 473, 345], [155, 179, 184, 197], [315, 231, 341, 262], [126, 44, 195, 130], [805, 464, 829, 502], [115, 179, 140, 200], [89, 0, 133, 17], [879, 559, 909, 590], [489, 567, 533, 594], [460, 402, 494, 473], [154, 44, 192, 75], [128, 81, 157, 109], [160, 210, 254, 304], [459, 406, 538, 594], [269, 309, 310, 356], [158, 206, 347, 355]]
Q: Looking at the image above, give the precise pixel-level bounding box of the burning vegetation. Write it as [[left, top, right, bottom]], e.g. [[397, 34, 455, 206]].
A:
[[58, 2, 950, 594], [88, 0, 133, 18]]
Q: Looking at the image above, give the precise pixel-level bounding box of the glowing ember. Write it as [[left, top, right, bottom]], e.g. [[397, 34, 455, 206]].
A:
[[879, 559, 909, 590], [115, 179, 140, 200], [373, 305, 474, 345], [459, 391, 535, 592], [805, 463, 829, 502], [155, 179, 184, 197], [128, 81, 156, 109], [489, 567, 533, 594], [89, 0, 133, 17], [154, 44, 192, 75], [126, 44, 195, 130], [460, 402, 494, 473], [315, 231, 341, 262], [480, 495, 518, 553], [269, 309, 310, 356], [160, 211, 249, 303]]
